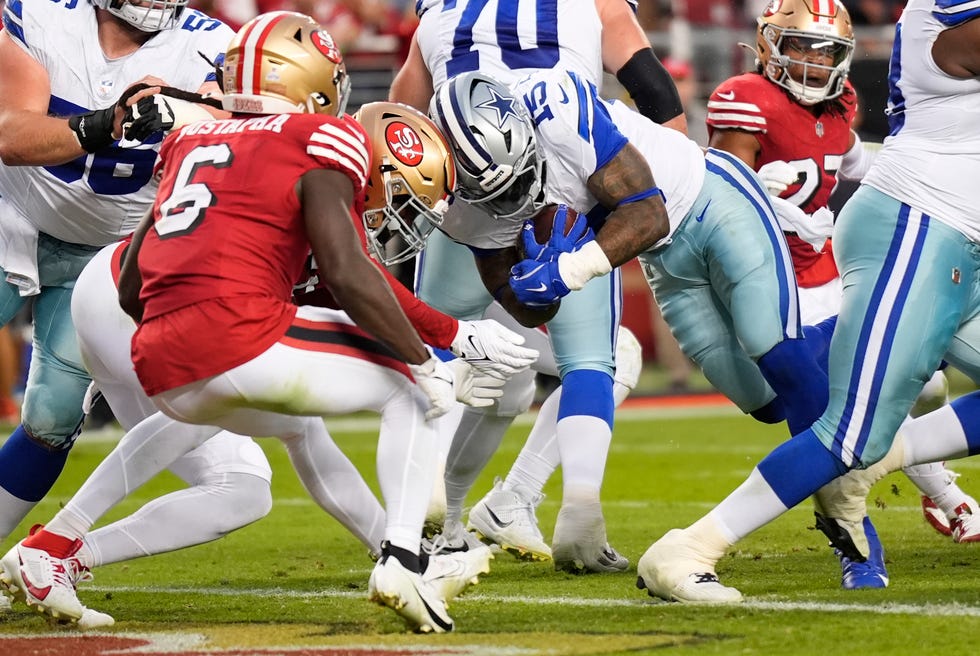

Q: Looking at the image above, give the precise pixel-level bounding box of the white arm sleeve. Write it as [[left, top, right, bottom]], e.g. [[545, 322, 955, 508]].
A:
[[838, 132, 879, 181]]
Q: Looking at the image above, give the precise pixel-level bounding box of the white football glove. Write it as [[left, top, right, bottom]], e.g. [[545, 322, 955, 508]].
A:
[[446, 358, 505, 408], [757, 160, 800, 195], [407, 348, 457, 420], [770, 196, 835, 252], [450, 319, 539, 379]]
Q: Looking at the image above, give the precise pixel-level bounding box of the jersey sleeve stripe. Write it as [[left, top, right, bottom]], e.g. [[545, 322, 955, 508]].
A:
[[306, 146, 367, 188], [310, 126, 369, 171], [706, 110, 768, 131], [933, 0, 980, 25], [2, 0, 26, 47], [706, 100, 763, 113]]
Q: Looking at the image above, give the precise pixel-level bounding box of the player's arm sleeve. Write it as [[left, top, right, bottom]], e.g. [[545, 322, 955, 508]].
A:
[[378, 265, 459, 348], [597, 0, 683, 125], [614, 48, 684, 125], [838, 131, 879, 181]]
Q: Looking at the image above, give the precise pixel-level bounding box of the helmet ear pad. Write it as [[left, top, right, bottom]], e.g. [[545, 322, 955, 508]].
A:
[[356, 102, 456, 266], [430, 71, 545, 221], [221, 11, 350, 117]]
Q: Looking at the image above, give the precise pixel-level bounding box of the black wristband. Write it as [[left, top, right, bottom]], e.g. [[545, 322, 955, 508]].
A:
[[615, 48, 685, 125], [68, 106, 117, 153]]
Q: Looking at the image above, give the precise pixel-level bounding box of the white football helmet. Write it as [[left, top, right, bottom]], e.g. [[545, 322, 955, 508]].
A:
[[222, 12, 350, 117], [430, 71, 544, 222], [355, 102, 456, 266], [756, 0, 855, 105], [91, 0, 188, 32]]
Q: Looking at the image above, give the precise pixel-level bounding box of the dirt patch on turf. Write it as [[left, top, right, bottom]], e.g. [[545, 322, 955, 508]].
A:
[[0, 626, 698, 655]]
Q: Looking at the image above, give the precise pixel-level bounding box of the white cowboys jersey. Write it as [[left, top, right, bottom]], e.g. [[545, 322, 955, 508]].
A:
[[0, 0, 231, 246], [415, 0, 603, 99], [512, 69, 704, 248], [862, 0, 980, 241]]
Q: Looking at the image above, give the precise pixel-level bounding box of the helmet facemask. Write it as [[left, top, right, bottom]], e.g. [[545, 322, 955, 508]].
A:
[[357, 102, 456, 266], [93, 0, 188, 32], [760, 25, 853, 105], [756, 0, 855, 105]]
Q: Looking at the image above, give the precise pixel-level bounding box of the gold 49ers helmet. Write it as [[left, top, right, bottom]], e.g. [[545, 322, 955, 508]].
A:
[[355, 102, 456, 267], [222, 12, 350, 116], [756, 0, 855, 105]]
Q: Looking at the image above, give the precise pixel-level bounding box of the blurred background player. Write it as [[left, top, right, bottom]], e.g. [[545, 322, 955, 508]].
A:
[[0, 0, 231, 546], [706, 0, 980, 589], [389, 0, 688, 573]]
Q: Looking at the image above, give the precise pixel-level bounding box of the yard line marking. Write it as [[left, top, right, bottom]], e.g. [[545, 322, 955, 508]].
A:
[[80, 585, 980, 617]]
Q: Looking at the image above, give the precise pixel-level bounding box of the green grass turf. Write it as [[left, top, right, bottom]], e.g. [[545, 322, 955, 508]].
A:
[[1, 406, 980, 655]]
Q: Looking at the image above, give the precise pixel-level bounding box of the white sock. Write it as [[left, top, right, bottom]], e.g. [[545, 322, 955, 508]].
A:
[[556, 414, 610, 499], [903, 461, 954, 500], [903, 405, 969, 465], [444, 407, 513, 521], [376, 395, 437, 552], [711, 468, 790, 543], [0, 487, 38, 541], [505, 386, 561, 493]]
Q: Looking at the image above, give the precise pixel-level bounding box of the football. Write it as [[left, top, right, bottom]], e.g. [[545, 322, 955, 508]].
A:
[[529, 203, 579, 245]]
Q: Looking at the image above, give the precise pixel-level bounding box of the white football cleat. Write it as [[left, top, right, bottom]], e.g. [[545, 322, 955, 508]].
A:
[[423, 519, 487, 554], [423, 546, 493, 602], [0, 540, 85, 622], [77, 605, 115, 630], [950, 502, 980, 543], [551, 500, 629, 574], [636, 529, 742, 603], [467, 479, 552, 561], [921, 495, 952, 536], [369, 551, 454, 634]]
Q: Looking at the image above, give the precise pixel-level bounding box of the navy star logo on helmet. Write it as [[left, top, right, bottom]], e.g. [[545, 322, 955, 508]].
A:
[[476, 87, 520, 129]]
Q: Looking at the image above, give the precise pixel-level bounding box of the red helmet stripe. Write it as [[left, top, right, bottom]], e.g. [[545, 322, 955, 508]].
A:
[[813, 0, 832, 24], [238, 12, 288, 97]]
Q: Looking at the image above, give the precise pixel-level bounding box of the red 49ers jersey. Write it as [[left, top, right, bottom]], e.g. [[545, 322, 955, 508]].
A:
[[133, 112, 369, 395], [707, 73, 857, 287]]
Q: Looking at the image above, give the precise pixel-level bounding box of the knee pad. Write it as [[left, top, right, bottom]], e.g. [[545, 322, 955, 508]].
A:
[[612, 326, 642, 406], [493, 367, 537, 418], [613, 326, 643, 391]]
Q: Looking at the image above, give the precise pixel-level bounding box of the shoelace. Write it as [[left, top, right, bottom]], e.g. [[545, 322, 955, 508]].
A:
[[63, 558, 93, 588], [43, 556, 78, 591]]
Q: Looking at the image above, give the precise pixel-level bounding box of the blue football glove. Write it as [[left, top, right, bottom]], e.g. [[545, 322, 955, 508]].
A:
[[509, 258, 571, 307], [521, 204, 596, 262]]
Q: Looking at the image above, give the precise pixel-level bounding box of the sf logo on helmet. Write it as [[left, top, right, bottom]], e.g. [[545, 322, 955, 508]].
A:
[[311, 30, 342, 63], [385, 122, 423, 166]]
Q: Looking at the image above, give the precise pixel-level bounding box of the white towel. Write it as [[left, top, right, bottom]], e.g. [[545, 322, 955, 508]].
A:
[[0, 200, 41, 296]]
